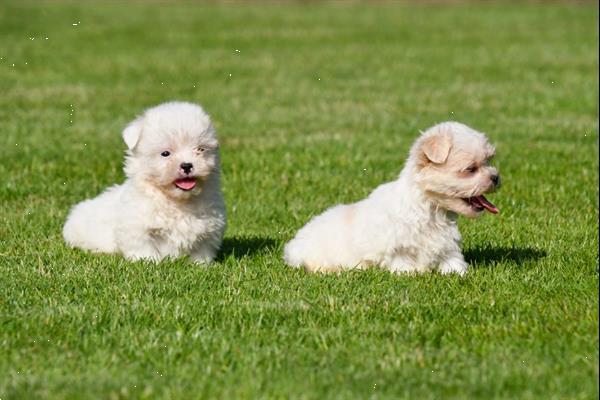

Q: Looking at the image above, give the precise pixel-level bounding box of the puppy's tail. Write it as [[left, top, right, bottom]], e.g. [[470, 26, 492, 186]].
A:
[[63, 204, 86, 248], [283, 239, 305, 268]]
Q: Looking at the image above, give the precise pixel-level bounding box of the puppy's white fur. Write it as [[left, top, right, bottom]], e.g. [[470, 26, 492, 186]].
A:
[[63, 101, 226, 263], [284, 122, 500, 275]]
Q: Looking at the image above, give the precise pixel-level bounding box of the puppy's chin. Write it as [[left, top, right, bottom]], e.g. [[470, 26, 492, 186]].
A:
[[416, 172, 499, 218]]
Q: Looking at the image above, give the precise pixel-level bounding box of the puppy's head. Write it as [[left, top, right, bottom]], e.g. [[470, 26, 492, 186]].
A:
[[122, 101, 219, 200], [410, 122, 500, 218]]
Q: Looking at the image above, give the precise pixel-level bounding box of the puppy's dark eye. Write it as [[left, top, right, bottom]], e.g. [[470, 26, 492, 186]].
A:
[[161, 151, 171, 157], [198, 147, 205, 153], [465, 165, 478, 173]]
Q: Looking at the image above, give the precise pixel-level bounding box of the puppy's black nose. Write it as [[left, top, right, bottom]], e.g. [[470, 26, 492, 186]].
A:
[[180, 162, 193, 174], [491, 174, 500, 186]]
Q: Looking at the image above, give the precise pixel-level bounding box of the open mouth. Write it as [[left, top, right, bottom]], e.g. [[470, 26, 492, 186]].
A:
[[174, 177, 197, 191], [463, 195, 499, 214]]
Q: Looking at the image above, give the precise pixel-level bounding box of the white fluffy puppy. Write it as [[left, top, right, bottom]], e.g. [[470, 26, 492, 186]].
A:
[[63, 101, 226, 263], [284, 122, 500, 275]]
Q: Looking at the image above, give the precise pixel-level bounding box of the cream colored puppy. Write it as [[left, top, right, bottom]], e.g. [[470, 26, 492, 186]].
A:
[[284, 122, 500, 275], [63, 101, 226, 263]]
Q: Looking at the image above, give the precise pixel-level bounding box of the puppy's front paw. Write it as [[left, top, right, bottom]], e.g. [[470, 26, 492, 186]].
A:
[[190, 244, 216, 265], [439, 259, 468, 276], [123, 253, 161, 263], [191, 255, 214, 265]]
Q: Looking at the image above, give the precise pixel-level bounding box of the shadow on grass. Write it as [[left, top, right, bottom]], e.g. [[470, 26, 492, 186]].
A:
[[217, 236, 277, 261], [465, 246, 547, 267]]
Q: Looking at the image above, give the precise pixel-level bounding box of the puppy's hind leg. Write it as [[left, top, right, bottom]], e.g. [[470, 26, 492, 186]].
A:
[[63, 200, 118, 253], [283, 240, 341, 273]]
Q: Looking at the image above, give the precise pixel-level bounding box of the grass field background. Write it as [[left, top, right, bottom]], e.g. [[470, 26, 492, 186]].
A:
[[1, 2, 598, 399]]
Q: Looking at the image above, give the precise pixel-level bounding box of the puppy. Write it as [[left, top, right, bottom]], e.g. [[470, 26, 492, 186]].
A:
[[63, 101, 226, 263], [284, 121, 500, 275]]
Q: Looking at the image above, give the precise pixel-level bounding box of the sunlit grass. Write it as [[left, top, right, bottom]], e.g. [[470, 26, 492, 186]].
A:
[[0, 2, 598, 399]]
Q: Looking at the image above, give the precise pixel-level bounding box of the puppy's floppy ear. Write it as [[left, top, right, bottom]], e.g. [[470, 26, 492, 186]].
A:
[[122, 117, 143, 150], [422, 130, 452, 164]]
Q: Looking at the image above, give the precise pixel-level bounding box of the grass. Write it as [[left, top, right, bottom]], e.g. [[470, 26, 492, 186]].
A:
[[0, 2, 598, 399]]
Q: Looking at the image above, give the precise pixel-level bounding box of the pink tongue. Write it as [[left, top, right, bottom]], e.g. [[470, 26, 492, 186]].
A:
[[475, 195, 499, 214], [174, 178, 196, 190]]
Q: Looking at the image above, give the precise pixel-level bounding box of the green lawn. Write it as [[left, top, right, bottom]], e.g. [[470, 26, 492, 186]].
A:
[[1, 2, 598, 399]]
